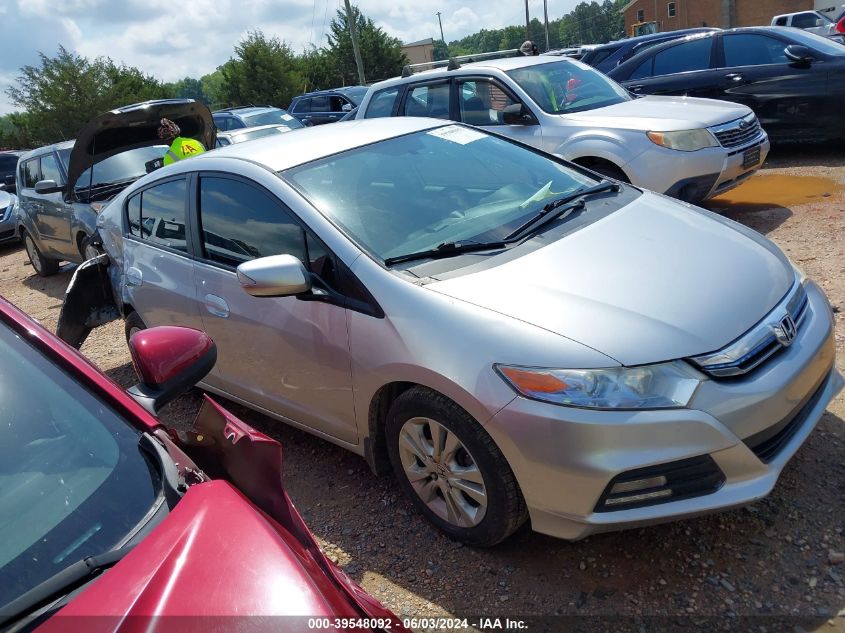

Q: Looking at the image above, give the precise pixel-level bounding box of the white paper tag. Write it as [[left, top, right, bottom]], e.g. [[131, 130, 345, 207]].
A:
[[281, 114, 294, 121], [427, 125, 486, 145]]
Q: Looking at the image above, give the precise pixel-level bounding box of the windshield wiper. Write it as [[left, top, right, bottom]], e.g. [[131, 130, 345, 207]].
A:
[[384, 239, 508, 266], [504, 180, 621, 241], [0, 544, 134, 626], [384, 180, 621, 267]]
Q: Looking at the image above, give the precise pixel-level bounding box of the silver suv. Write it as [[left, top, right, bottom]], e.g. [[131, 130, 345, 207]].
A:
[[356, 55, 769, 204], [59, 119, 841, 546]]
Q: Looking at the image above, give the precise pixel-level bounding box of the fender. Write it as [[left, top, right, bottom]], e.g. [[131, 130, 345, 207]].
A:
[[554, 131, 640, 174]]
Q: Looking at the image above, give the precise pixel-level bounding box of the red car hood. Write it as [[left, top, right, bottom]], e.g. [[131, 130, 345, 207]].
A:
[[45, 481, 361, 626]]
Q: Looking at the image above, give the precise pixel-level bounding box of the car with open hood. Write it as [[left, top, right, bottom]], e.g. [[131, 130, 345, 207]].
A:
[[16, 99, 215, 276], [57, 118, 842, 546], [0, 295, 402, 631], [355, 54, 769, 204]]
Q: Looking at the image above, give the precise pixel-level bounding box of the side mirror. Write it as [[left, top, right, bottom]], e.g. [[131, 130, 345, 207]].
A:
[[127, 326, 217, 414], [4, 175, 13, 187], [785, 44, 813, 64], [815, 18, 824, 27], [502, 103, 534, 125], [236, 254, 312, 297], [34, 179, 63, 194], [341, 103, 353, 112]]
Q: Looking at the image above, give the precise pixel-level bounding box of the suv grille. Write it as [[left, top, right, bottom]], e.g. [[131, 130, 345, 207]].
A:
[[711, 114, 762, 149]]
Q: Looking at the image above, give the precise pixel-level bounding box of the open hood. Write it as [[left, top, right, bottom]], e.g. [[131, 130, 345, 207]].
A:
[[66, 99, 216, 192]]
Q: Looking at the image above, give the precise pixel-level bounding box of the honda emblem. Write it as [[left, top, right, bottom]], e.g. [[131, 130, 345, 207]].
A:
[[772, 314, 797, 346]]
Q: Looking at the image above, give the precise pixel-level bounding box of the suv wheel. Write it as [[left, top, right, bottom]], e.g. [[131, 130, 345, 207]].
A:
[[385, 386, 527, 546], [22, 230, 60, 277]]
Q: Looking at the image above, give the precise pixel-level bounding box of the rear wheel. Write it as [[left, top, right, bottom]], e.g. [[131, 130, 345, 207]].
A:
[[386, 386, 527, 547], [22, 230, 59, 277], [124, 311, 147, 345]]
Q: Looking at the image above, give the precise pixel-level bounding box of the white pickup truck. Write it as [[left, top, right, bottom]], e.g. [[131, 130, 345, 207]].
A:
[[771, 10, 837, 37]]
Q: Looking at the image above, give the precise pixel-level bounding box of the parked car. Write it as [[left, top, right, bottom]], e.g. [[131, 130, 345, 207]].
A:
[[212, 106, 305, 132], [16, 99, 214, 277], [0, 190, 19, 245], [215, 123, 300, 147], [580, 28, 720, 73], [542, 45, 599, 60], [607, 27, 845, 143], [0, 150, 23, 194], [771, 10, 837, 37], [289, 86, 369, 125], [59, 119, 842, 546], [0, 295, 403, 629], [355, 55, 768, 204]]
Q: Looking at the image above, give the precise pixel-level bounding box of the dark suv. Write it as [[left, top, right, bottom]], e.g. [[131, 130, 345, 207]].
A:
[[0, 151, 23, 193], [581, 28, 720, 73], [288, 86, 368, 125], [211, 106, 304, 132]]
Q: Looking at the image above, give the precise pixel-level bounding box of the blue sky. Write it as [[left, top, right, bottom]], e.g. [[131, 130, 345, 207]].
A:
[[0, 0, 583, 114]]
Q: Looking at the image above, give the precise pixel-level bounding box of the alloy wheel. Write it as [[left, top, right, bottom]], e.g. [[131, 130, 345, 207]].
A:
[[397, 417, 488, 528], [24, 235, 41, 274]]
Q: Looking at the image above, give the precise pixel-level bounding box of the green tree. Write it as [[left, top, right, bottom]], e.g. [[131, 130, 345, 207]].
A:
[[5, 46, 167, 145], [219, 31, 304, 108], [200, 70, 227, 109], [298, 45, 340, 92], [325, 5, 407, 85], [166, 77, 207, 103], [432, 40, 451, 62]]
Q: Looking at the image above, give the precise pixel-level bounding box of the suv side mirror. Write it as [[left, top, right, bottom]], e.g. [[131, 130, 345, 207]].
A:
[[236, 254, 312, 297], [341, 103, 353, 112], [4, 175, 13, 187], [785, 44, 813, 64], [34, 179, 63, 194], [502, 103, 535, 125], [127, 326, 217, 414]]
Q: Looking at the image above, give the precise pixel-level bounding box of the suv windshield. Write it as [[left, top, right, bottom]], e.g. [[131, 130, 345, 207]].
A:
[[507, 60, 631, 114], [243, 110, 304, 129], [58, 146, 167, 189], [0, 322, 161, 608], [284, 125, 595, 261]]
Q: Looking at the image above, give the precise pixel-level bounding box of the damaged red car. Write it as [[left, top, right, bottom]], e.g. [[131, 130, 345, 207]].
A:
[[0, 296, 402, 632]]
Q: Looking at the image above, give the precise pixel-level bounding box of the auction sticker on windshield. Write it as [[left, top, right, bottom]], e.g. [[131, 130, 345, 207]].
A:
[[427, 125, 486, 145]]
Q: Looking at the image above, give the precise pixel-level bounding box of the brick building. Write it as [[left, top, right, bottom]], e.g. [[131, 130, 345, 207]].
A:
[[621, 0, 814, 33]]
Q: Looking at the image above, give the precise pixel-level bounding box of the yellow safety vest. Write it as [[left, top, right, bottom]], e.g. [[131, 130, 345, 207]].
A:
[[163, 137, 205, 165]]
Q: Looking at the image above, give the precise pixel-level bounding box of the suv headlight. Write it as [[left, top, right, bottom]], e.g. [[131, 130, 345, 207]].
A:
[[495, 362, 701, 410], [647, 129, 718, 152]]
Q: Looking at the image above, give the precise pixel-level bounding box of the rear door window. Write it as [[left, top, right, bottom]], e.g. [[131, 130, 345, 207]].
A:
[[292, 98, 311, 113], [310, 95, 329, 112], [402, 82, 450, 119], [651, 37, 713, 76]]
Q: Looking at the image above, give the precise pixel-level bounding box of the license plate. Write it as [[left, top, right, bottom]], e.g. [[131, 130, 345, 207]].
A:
[[742, 145, 761, 169]]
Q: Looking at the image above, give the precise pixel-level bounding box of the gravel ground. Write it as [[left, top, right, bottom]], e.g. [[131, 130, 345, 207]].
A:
[[2, 145, 843, 632]]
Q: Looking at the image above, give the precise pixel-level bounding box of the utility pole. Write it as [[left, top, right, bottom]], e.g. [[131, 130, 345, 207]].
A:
[[524, 0, 530, 41], [543, 0, 550, 51], [436, 11, 445, 42], [344, 0, 366, 85]]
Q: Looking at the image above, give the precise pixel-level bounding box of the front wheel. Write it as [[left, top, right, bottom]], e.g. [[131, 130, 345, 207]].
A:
[[22, 230, 60, 277], [386, 386, 527, 546]]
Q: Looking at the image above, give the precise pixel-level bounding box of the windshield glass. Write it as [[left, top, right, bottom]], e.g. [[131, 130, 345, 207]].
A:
[[340, 87, 368, 105], [784, 28, 845, 55], [507, 60, 631, 114], [58, 146, 167, 189], [243, 110, 305, 129], [284, 125, 595, 261], [0, 322, 160, 608]]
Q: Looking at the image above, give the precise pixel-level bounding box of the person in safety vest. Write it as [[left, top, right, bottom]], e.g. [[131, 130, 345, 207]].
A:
[[158, 118, 205, 165]]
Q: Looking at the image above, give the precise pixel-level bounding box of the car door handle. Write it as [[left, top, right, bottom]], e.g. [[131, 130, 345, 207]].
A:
[[205, 294, 229, 318], [126, 267, 143, 286], [628, 85, 644, 93], [725, 73, 744, 82]]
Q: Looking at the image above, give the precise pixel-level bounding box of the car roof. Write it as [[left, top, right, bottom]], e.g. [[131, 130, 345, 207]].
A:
[[590, 27, 719, 51], [217, 123, 294, 138], [19, 140, 74, 162], [295, 86, 367, 98], [200, 117, 448, 171], [213, 106, 282, 117]]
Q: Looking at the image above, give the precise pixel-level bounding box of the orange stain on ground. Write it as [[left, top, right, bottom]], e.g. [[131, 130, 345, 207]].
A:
[[711, 175, 841, 208]]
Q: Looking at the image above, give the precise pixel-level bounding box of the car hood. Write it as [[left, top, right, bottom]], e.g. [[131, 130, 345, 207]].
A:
[[66, 99, 215, 192], [427, 192, 794, 366], [564, 95, 751, 131]]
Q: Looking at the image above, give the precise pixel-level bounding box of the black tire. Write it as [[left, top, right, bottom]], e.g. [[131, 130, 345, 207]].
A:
[[79, 234, 102, 261], [124, 311, 147, 346], [385, 386, 527, 547], [21, 230, 60, 277], [584, 161, 630, 183]]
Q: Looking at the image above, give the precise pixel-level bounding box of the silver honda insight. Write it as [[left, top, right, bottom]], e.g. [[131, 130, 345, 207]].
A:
[[59, 118, 842, 546]]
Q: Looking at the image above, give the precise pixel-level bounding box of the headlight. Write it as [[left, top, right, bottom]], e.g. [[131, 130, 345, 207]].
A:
[[495, 362, 702, 410], [647, 129, 718, 152]]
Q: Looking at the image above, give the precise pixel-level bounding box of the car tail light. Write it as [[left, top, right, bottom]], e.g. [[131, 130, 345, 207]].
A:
[[837, 17, 845, 33]]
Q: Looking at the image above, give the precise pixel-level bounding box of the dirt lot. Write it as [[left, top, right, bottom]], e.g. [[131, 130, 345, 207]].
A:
[[2, 145, 844, 632]]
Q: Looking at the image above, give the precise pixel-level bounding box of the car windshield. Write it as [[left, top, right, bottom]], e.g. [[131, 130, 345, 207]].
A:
[[0, 322, 161, 608], [58, 146, 167, 189], [784, 28, 845, 55], [243, 110, 305, 129], [580, 45, 621, 66], [283, 125, 596, 261], [506, 60, 631, 114]]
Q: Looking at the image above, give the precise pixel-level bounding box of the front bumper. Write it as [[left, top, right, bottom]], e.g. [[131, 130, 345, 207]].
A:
[[623, 133, 770, 203], [485, 281, 841, 540], [0, 205, 18, 244]]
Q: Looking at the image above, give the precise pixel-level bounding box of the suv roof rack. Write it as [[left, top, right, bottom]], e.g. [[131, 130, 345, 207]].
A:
[[400, 48, 521, 77]]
